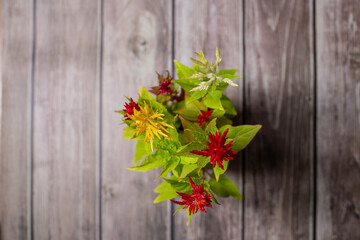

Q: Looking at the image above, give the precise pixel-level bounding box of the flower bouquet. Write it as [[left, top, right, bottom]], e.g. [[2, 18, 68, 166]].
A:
[[117, 48, 261, 224]]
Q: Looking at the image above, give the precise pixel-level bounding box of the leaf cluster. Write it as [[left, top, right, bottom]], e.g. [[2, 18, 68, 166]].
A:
[[119, 48, 261, 222]]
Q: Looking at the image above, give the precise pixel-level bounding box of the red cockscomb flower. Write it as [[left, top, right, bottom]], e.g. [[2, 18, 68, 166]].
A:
[[150, 71, 173, 95], [190, 129, 237, 169], [197, 109, 213, 126], [122, 98, 140, 120], [171, 177, 213, 215]]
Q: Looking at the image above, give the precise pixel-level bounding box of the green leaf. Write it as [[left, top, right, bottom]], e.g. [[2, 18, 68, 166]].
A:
[[220, 125, 262, 152], [213, 160, 229, 181], [180, 117, 208, 144], [180, 116, 203, 132], [209, 174, 242, 201], [172, 164, 182, 177], [185, 95, 207, 111], [184, 129, 209, 144], [180, 156, 198, 164], [175, 143, 206, 157], [211, 108, 225, 118], [153, 138, 179, 155], [219, 74, 241, 80], [221, 95, 237, 117], [205, 118, 218, 134], [154, 180, 178, 203], [168, 127, 180, 144], [189, 90, 207, 101], [203, 90, 223, 110], [218, 69, 238, 75], [180, 164, 197, 179], [217, 116, 233, 129], [157, 157, 181, 180], [209, 177, 229, 198], [154, 191, 178, 203], [174, 108, 200, 122], [179, 132, 189, 145], [134, 140, 151, 164], [173, 79, 199, 92], [123, 126, 136, 140], [141, 98, 168, 115], [186, 208, 193, 226], [165, 179, 192, 193], [173, 205, 184, 215], [209, 190, 221, 205], [139, 86, 156, 101], [174, 60, 197, 79], [197, 156, 210, 173], [127, 150, 170, 172]]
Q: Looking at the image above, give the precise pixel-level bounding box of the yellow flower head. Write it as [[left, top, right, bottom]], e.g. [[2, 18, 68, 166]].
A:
[[128, 101, 173, 150]]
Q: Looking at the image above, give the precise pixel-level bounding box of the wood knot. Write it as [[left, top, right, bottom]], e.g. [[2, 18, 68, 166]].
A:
[[128, 35, 149, 58], [103, 184, 116, 200]]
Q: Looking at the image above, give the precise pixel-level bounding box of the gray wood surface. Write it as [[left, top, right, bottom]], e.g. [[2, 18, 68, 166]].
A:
[[173, 0, 243, 239], [316, 1, 360, 239], [244, 0, 314, 239], [1, 0, 360, 239], [0, 1, 33, 239], [32, 1, 100, 239], [101, 0, 172, 239]]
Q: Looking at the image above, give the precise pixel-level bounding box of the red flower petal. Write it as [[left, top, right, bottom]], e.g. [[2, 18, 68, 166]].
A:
[[171, 177, 213, 216], [190, 129, 237, 169], [197, 109, 213, 126]]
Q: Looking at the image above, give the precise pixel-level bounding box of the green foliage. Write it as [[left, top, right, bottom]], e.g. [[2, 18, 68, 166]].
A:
[[127, 150, 170, 172], [180, 164, 197, 179], [153, 180, 178, 203], [123, 126, 136, 140], [213, 160, 229, 181], [134, 139, 152, 164], [203, 90, 223, 110], [209, 174, 242, 201], [174, 60, 197, 79], [120, 47, 261, 221], [221, 95, 237, 117], [220, 125, 262, 152], [173, 108, 200, 122], [205, 118, 218, 134], [157, 156, 180, 180]]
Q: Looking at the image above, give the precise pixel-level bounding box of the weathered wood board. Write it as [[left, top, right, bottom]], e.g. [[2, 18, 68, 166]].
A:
[[244, 0, 314, 239], [316, 1, 360, 239], [173, 0, 244, 239], [0, 1, 33, 239], [101, 0, 172, 239], [32, 0, 100, 239]]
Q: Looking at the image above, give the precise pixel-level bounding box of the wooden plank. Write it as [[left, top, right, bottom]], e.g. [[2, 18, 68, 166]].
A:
[[0, 0, 33, 239], [101, 0, 172, 239], [173, 1, 243, 239], [244, 1, 314, 239], [32, 1, 100, 239], [316, 1, 360, 239]]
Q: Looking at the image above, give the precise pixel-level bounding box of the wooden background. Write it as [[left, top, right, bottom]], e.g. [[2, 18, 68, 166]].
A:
[[1, 0, 359, 239]]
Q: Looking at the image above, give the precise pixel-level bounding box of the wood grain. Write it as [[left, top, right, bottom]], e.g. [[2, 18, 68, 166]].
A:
[[244, 0, 314, 239], [101, 0, 172, 239], [32, 1, 100, 239], [0, 0, 33, 239], [173, 0, 243, 239], [316, 1, 360, 239]]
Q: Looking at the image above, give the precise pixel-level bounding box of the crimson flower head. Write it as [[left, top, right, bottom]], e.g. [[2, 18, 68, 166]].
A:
[[171, 177, 213, 215], [122, 98, 140, 120], [197, 109, 213, 126], [150, 71, 173, 95], [191, 129, 237, 170]]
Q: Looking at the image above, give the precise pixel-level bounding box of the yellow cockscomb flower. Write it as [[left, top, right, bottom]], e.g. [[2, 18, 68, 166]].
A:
[[128, 101, 173, 150]]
